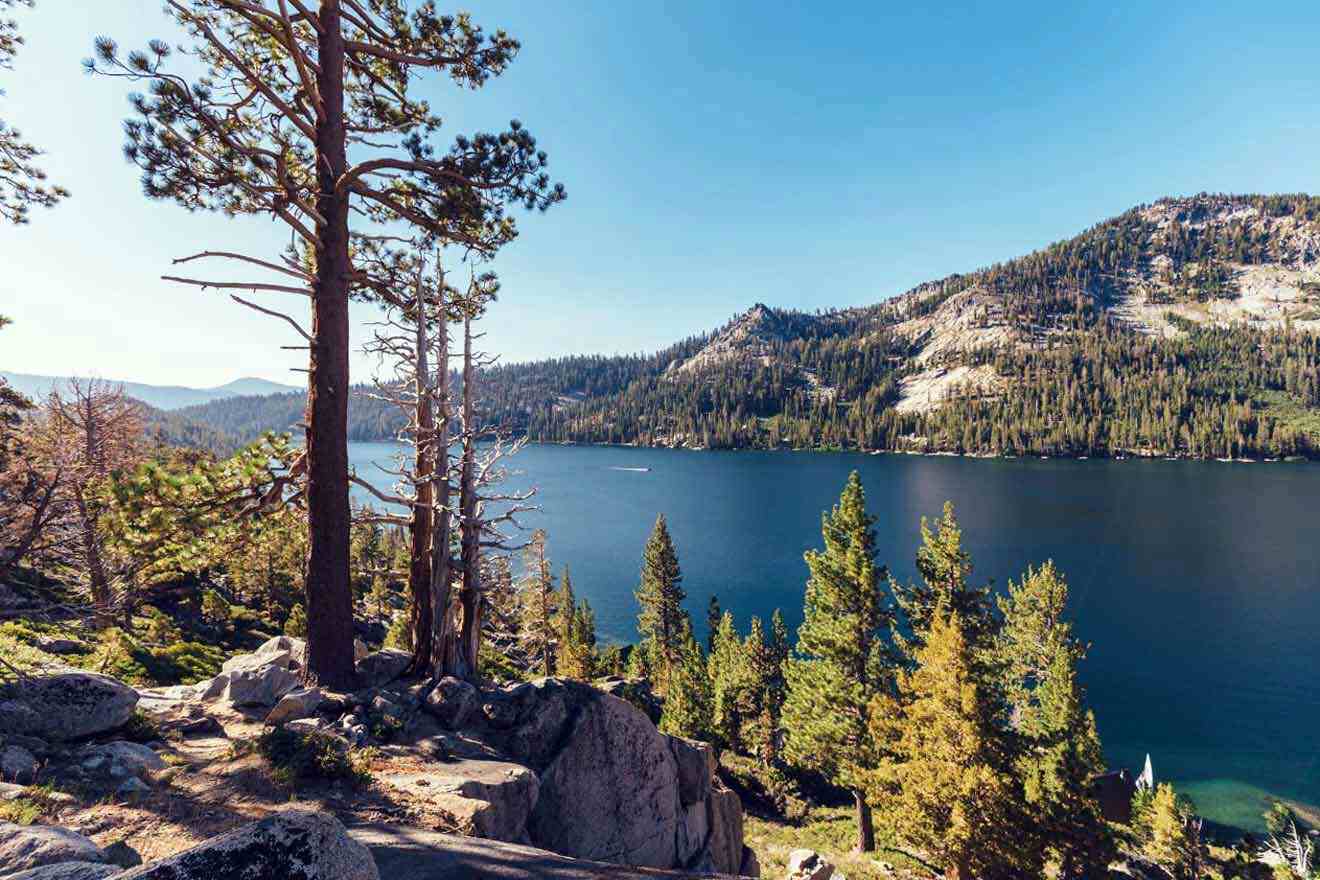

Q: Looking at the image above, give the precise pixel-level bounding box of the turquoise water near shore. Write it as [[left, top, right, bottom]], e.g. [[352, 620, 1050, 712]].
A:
[[349, 442, 1320, 832]]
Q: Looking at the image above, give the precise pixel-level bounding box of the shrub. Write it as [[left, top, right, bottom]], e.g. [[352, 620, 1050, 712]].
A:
[[284, 604, 307, 638], [256, 726, 372, 787], [383, 613, 412, 651]]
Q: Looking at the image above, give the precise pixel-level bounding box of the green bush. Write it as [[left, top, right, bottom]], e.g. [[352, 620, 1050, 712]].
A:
[[383, 613, 412, 651], [256, 726, 372, 787], [284, 604, 307, 638], [85, 628, 224, 686]]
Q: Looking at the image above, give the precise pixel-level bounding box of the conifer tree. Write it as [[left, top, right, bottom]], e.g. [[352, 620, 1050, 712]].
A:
[[87, 1, 563, 687], [893, 502, 994, 653], [635, 513, 687, 689], [659, 624, 712, 741], [868, 605, 1025, 879], [1142, 784, 1201, 880], [783, 471, 891, 852], [708, 610, 752, 752], [517, 529, 557, 677], [556, 565, 596, 680], [705, 594, 722, 653], [0, 0, 67, 224], [996, 562, 1112, 877]]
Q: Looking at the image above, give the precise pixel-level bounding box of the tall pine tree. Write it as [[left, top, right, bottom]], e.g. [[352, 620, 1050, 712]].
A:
[[868, 605, 1026, 880], [893, 501, 994, 653], [996, 562, 1112, 877], [782, 471, 891, 852], [635, 513, 687, 690]]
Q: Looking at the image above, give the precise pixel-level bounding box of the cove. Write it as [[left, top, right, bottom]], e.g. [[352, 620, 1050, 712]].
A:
[[349, 441, 1320, 832]]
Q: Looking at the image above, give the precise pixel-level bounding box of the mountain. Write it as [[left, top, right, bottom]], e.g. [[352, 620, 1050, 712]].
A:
[[178, 194, 1320, 460], [0, 372, 300, 411]]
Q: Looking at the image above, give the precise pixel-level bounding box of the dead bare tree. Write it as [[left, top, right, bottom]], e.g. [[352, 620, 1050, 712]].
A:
[[25, 380, 145, 614], [359, 264, 531, 681], [86, 1, 563, 687]]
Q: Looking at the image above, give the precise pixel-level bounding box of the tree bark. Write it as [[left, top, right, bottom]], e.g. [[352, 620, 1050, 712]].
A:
[[406, 271, 435, 675], [853, 789, 875, 853], [455, 315, 482, 679], [428, 304, 454, 679], [303, 0, 356, 689]]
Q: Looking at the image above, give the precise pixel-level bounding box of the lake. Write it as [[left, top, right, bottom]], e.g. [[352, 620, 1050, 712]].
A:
[[348, 441, 1320, 832]]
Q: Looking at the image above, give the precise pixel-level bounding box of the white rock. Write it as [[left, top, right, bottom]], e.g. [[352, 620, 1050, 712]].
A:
[[222, 665, 300, 707], [787, 848, 835, 880], [265, 686, 324, 725]]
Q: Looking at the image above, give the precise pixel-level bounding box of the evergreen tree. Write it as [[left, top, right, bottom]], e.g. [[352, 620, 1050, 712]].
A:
[[996, 562, 1112, 877], [705, 594, 722, 654], [783, 471, 891, 852], [517, 530, 557, 677], [284, 603, 308, 638], [708, 610, 752, 752], [635, 513, 688, 690], [88, 0, 562, 687], [1141, 784, 1202, 880], [0, 0, 68, 224], [868, 605, 1026, 879], [557, 566, 597, 680], [893, 502, 993, 653], [659, 625, 712, 741]]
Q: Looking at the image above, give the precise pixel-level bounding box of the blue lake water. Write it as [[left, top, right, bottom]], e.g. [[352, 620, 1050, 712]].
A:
[[348, 441, 1320, 831]]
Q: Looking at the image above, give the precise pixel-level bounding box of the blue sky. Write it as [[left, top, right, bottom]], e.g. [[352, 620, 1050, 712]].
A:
[[2, 1, 1319, 387]]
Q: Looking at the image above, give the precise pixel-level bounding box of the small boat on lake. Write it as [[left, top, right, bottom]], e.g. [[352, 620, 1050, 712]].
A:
[[609, 466, 652, 473]]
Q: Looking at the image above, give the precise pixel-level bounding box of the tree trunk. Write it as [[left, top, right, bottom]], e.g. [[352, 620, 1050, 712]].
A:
[[853, 790, 875, 853], [303, 0, 356, 689], [429, 306, 454, 679], [406, 271, 435, 674], [455, 315, 482, 680]]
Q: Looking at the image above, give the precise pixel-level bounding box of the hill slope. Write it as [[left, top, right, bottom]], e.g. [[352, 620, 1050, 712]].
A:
[[181, 193, 1320, 459]]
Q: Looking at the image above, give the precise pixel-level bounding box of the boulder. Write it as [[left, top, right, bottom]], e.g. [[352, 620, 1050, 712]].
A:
[[502, 680, 573, 767], [266, 687, 324, 726], [787, 849, 834, 880], [423, 677, 478, 730], [596, 677, 662, 725], [528, 689, 681, 869], [1, 744, 39, 784], [77, 742, 165, 780], [355, 650, 410, 690], [382, 760, 539, 844], [35, 638, 84, 655], [676, 800, 709, 867], [704, 782, 745, 876], [665, 736, 712, 806], [113, 809, 376, 880], [191, 674, 230, 702], [2, 863, 122, 880], [0, 674, 138, 741], [0, 823, 108, 874], [0, 781, 29, 801], [222, 665, 300, 707]]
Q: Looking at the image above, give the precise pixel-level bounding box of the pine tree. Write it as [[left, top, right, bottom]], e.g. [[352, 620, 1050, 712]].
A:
[[709, 610, 752, 752], [87, 1, 562, 687], [1142, 784, 1201, 880], [0, 0, 68, 224], [996, 562, 1112, 877], [868, 605, 1025, 879], [517, 530, 557, 677], [635, 514, 688, 690], [782, 471, 891, 852], [659, 625, 712, 741], [556, 566, 596, 680], [705, 594, 722, 654], [893, 502, 994, 653]]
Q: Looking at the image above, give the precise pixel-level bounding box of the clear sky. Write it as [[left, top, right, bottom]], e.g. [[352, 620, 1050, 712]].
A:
[[2, 1, 1319, 387]]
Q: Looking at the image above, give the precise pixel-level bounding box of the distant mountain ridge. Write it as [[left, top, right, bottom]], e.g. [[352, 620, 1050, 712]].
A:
[[0, 372, 300, 411], [76, 193, 1320, 460]]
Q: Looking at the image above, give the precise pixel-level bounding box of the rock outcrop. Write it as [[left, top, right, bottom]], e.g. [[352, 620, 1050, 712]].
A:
[[3, 864, 122, 880], [419, 677, 754, 876], [0, 674, 138, 742], [786, 849, 835, 880], [0, 823, 108, 875], [113, 809, 377, 880]]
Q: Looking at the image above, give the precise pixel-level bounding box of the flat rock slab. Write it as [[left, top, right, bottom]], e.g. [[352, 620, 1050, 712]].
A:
[[350, 823, 738, 880]]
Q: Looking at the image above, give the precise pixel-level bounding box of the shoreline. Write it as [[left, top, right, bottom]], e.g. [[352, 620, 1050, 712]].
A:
[[514, 439, 1316, 464]]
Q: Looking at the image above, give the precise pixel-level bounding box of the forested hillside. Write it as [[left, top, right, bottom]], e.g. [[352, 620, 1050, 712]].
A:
[[182, 194, 1320, 459]]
